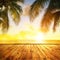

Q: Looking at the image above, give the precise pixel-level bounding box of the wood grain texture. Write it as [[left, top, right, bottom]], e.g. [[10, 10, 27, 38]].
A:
[[0, 44, 60, 60]]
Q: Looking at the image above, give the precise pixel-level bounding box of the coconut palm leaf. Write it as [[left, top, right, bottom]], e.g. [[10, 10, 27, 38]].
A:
[[41, 10, 54, 32], [9, 2, 22, 24], [9, 6, 20, 24], [41, 0, 60, 32], [12, 0, 24, 2], [30, 0, 48, 21], [53, 12, 60, 32], [30, 0, 60, 32], [11, 2, 22, 13], [0, 9, 9, 32], [0, 0, 23, 32]]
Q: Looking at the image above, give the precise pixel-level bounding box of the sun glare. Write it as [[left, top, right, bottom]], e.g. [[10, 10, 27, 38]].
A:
[[0, 23, 60, 44], [0, 2, 60, 44]]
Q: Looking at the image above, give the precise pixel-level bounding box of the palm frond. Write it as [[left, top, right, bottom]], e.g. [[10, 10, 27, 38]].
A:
[[10, 7, 20, 24], [53, 12, 60, 32], [0, 0, 23, 32], [0, 9, 9, 32], [49, 0, 60, 11], [11, 2, 22, 13], [12, 0, 24, 2], [41, 10, 54, 32], [9, 3, 22, 25], [41, 0, 60, 32], [30, 0, 48, 22]]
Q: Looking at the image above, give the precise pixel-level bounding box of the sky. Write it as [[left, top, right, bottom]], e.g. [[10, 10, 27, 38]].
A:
[[0, 0, 60, 41], [24, 0, 35, 5]]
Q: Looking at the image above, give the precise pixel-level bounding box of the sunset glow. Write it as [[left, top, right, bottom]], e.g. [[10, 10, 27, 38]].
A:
[[0, 25, 60, 44], [0, 0, 60, 44]]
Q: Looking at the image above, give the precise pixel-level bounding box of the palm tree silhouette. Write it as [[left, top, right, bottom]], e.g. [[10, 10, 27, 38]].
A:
[[30, 0, 60, 32], [0, 0, 24, 32]]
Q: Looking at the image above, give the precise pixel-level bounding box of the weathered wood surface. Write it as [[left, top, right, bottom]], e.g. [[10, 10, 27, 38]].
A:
[[0, 44, 60, 60]]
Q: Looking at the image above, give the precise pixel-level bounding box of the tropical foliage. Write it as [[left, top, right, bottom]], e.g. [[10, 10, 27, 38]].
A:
[[30, 0, 60, 32], [0, 0, 23, 32], [30, 0, 48, 22], [0, 0, 60, 32]]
